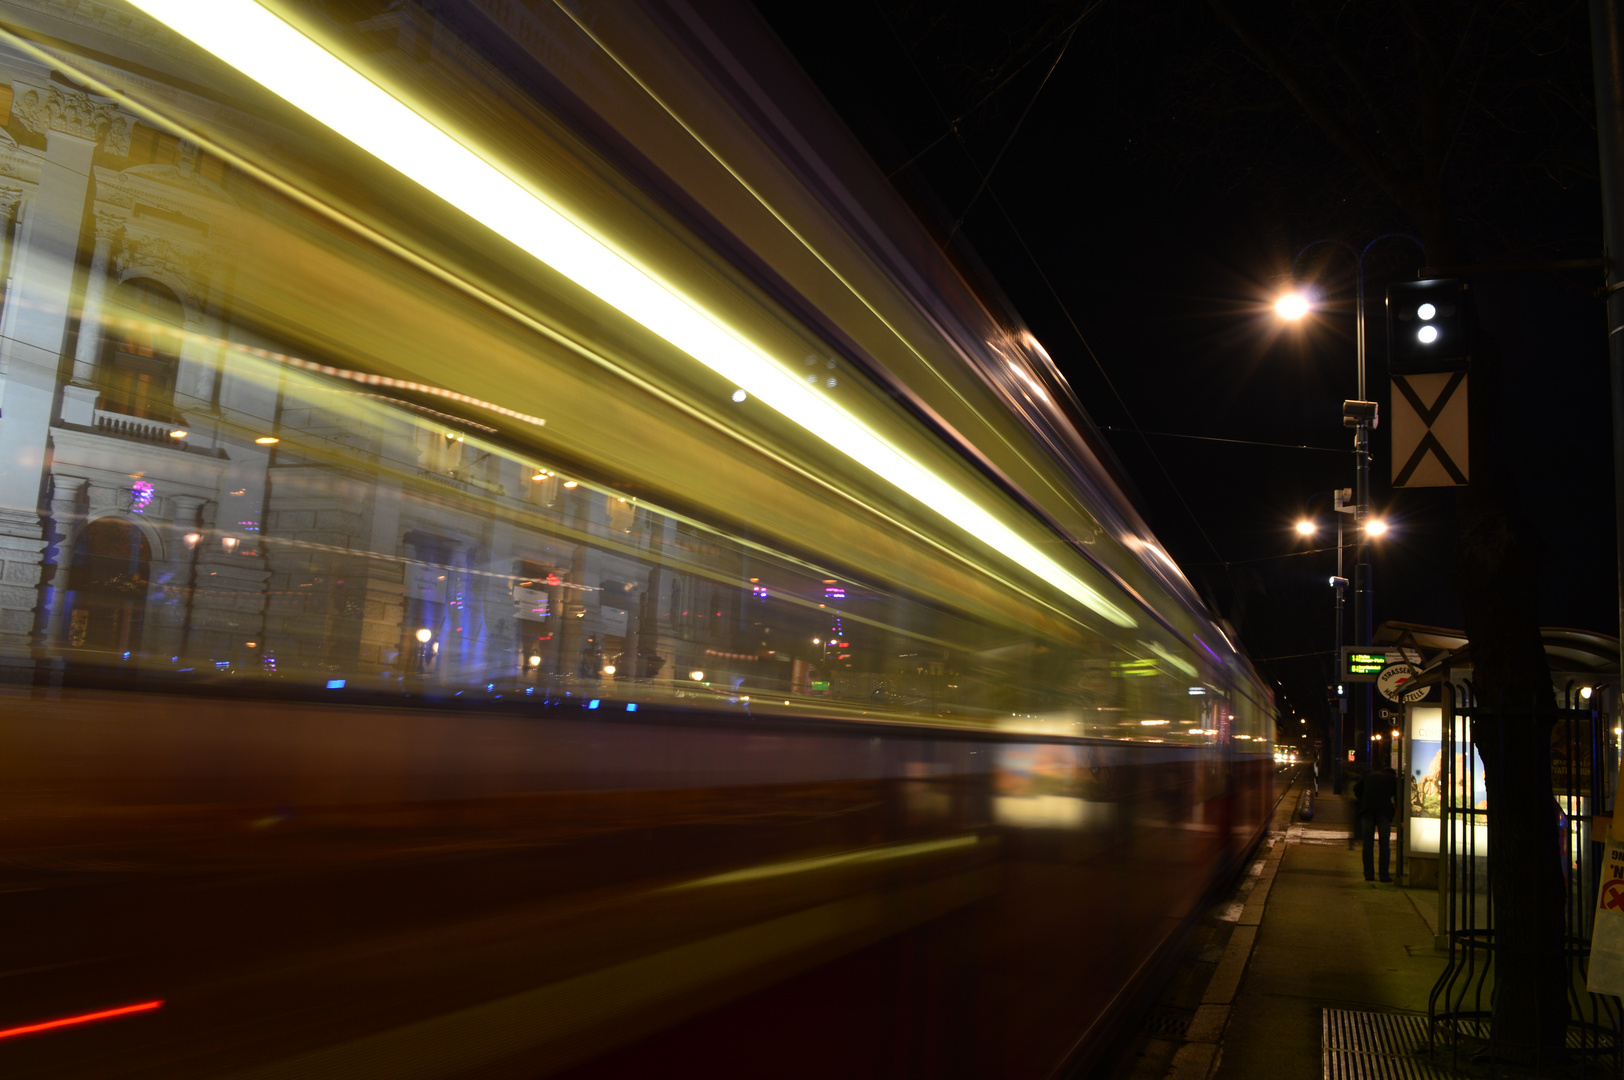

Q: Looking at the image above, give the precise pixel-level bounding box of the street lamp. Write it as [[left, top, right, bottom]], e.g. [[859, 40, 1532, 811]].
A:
[[1275, 291, 1312, 321], [415, 627, 433, 675], [1295, 487, 1354, 793], [1276, 233, 1424, 774]]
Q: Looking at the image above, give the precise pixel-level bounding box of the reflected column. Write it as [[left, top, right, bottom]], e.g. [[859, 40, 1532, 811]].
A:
[[0, 82, 133, 678], [69, 213, 121, 386], [38, 473, 88, 656], [557, 485, 589, 680]]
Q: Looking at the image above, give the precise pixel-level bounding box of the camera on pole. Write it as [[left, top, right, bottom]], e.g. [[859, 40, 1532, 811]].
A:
[[1386, 278, 1472, 374], [1341, 400, 1379, 428]]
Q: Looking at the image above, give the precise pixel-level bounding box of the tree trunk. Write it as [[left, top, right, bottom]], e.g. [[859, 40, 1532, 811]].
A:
[[1452, 332, 1569, 1061]]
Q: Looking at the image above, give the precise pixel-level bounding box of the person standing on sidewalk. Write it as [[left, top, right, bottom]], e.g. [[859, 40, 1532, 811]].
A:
[[1352, 766, 1399, 882]]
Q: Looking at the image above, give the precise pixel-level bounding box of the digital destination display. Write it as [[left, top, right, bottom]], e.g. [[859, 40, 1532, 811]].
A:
[[1343, 649, 1390, 681], [1347, 651, 1386, 673]]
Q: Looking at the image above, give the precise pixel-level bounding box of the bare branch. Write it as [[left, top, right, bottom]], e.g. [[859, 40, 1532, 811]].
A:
[[1398, 0, 1447, 177], [1301, 2, 1415, 175], [1205, 0, 1403, 201]]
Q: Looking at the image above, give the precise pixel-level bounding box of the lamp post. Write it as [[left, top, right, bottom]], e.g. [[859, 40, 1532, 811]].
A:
[[1294, 488, 1354, 793], [1275, 233, 1422, 774]]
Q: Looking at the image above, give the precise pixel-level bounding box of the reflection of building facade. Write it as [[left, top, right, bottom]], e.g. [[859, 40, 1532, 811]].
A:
[[0, 22, 944, 706], [0, 7, 1266, 743], [0, 27, 690, 692]]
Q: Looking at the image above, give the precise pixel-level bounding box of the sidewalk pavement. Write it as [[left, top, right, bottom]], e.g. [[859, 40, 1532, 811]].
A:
[[1212, 786, 1447, 1079], [1097, 768, 1459, 1080]]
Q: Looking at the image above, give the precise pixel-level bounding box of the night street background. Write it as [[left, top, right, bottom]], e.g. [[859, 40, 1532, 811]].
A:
[[754, 0, 1616, 727]]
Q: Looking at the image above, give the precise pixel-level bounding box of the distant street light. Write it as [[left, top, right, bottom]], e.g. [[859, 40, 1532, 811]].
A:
[[1366, 518, 1389, 538], [1297, 489, 1353, 794]]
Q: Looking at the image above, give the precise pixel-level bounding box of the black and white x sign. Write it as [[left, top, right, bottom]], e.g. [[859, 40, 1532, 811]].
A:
[[1390, 372, 1469, 487]]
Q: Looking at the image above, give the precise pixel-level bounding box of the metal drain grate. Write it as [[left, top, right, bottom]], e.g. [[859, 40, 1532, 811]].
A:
[[1323, 1051, 1449, 1080], [1328, 1009, 1621, 1078], [1142, 1007, 1192, 1039], [1323, 1010, 1450, 1080]]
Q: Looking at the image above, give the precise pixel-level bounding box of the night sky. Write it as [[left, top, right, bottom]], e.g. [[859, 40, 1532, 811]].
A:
[[751, 0, 1616, 730]]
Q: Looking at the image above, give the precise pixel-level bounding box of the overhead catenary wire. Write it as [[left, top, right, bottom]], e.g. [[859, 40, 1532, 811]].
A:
[[985, 185, 1236, 575], [883, 1, 1106, 181], [1100, 427, 1351, 454], [1250, 649, 1335, 662], [870, 3, 1237, 584], [1190, 543, 1362, 569], [941, 12, 1089, 246]]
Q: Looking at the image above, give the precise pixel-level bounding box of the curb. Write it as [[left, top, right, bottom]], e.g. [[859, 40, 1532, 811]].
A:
[[1164, 833, 1289, 1080]]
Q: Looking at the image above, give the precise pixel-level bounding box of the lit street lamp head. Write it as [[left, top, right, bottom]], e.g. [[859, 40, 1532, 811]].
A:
[[1274, 291, 1311, 320], [1366, 518, 1388, 538], [1294, 519, 1316, 536]]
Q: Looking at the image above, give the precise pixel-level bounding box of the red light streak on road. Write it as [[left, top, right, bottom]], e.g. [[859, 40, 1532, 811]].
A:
[[0, 1000, 164, 1041]]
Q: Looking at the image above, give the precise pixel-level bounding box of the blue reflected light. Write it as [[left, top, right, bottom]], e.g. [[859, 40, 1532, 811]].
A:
[[587, 698, 600, 709], [326, 679, 345, 689], [626, 703, 638, 712]]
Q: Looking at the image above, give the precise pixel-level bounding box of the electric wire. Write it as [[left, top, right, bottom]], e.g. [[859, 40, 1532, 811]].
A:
[[870, 1, 1231, 577], [1100, 427, 1351, 454], [942, 17, 1084, 246], [883, 2, 1106, 181]]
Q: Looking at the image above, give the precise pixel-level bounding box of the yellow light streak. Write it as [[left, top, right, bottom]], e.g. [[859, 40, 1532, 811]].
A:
[[666, 834, 982, 891], [130, 0, 1135, 628], [1147, 641, 1197, 679]]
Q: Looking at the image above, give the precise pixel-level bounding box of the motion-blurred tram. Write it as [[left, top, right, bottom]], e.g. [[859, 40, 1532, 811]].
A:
[[0, 1, 1274, 1076]]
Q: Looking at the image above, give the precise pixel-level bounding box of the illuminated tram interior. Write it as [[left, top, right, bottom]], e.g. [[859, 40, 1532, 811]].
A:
[[0, 2, 1275, 1076]]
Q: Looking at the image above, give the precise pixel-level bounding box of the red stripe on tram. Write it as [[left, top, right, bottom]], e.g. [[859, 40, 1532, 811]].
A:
[[0, 1000, 164, 1041]]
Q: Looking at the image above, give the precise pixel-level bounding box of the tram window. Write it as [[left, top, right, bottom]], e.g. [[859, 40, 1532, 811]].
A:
[[0, 5, 1241, 744]]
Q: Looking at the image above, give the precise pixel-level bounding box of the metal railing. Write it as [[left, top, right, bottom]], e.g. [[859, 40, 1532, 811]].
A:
[[1427, 682, 1622, 1074], [92, 407, 175, 443]]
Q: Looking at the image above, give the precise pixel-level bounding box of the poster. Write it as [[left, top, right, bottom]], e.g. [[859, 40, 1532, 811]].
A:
[[1587, 751, 1624, 996], [1406, 704, 1491, 854]]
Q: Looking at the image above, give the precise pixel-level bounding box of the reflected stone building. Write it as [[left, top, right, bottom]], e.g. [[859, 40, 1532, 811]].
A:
[[0, 3, 1262, 741], [0, 13, 696, 693]]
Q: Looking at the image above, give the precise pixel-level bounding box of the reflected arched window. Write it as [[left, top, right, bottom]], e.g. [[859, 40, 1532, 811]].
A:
[[99, 278, 183, 420], [65, 518, 151, 654]]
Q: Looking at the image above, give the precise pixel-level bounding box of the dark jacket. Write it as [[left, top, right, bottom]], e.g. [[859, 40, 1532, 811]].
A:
[[1353, 768, 1398, 818]]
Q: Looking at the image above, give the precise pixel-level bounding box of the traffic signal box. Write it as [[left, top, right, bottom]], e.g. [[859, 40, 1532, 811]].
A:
[[1386, 278, 1472, 374]]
